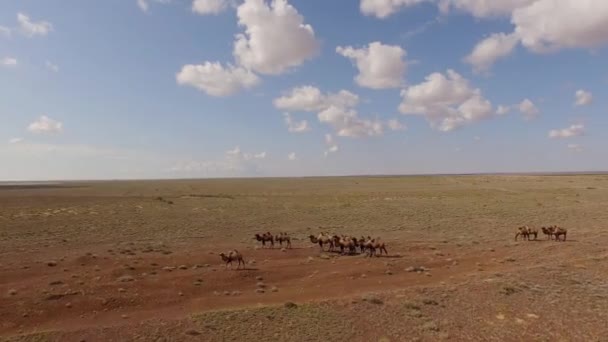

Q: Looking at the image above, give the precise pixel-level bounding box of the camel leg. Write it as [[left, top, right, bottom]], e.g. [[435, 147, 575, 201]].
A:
[[515, 233, 520, 241]]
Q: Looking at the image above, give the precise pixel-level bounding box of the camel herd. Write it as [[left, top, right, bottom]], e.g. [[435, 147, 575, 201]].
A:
[[219, 226, 570, 268], [515, 225, 568, 241], [308, 233, 388, 257], [254, 231, 388, 257]]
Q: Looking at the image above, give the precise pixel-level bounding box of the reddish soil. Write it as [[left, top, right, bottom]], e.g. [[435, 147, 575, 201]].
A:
[[2, 239, 502, 336]]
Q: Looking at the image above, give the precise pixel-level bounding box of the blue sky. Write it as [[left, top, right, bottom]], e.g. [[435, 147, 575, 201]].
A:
[[1, 0, 607, 180]]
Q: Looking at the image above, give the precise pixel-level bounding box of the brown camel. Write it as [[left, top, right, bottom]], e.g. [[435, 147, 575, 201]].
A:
[[219, 250, 245, 269]]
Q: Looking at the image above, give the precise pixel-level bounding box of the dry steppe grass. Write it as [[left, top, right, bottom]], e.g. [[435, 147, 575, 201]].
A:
[[2, 174, 608, 341]]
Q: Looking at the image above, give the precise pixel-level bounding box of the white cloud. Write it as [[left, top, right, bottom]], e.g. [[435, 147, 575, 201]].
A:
[[8, 138, 23, 144], [283, 113, 310, 133], [233, 0, 320, 75], [574, 89, 593, 107], [1, 57, 17, 67], [549, 124, 585, 139], [441, 0, 536, 18], [137, 0, 173, 12], [360, 0, 534, 18], [275, 86, 383, 138], [518, 98, 539, 120], [465, 32, 519, 72], [287, 152, 296, 160], [226, 146, 267, 161], [274, 86, 359, 112], [387, 119, 406, 131], [324, 134, 339, 157], [360, 0, 428, 18], [336, 41, 407, 89], [193, 0, 230, 14], [176, 61, 259, 97], [27, 115, 63, 134], [0, 26, 11, 37], [398, 69, 494, 131], [567, 143, 583, 152], [137, 0, 149, 11], [274, 86, 326, 112], [17, 13, 52, 37], [513, 1, 608, 53], [496, 105, 510, 115], [45, 61, 59, 72], [318, 105, 384, 138]]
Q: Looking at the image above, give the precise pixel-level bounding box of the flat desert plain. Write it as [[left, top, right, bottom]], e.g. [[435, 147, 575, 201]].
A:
[[1, 175, 608, 341]]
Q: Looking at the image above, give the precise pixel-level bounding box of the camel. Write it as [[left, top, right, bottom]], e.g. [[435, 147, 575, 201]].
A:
[[553, 226, 568, 241], [332, 235, 357, 255], [309, 233, 334, 251], [254, 232, 274, 248], [541, 226, 555, 240], [515, 226, 537, 241], [219, 249, 245, 269], [276, 232, 292, 249], [358, 236, 367, 254], [364, 237, 388, 257]]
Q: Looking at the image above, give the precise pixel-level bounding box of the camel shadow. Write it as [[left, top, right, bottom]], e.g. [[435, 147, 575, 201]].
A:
[[374, 254, 403, 259], [231, 267, 259, 271]]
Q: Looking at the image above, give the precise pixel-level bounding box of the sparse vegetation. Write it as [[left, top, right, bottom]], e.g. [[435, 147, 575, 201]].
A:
[[1, 175, 606, 341]]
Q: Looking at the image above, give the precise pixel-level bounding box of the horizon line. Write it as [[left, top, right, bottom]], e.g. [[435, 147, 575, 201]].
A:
[[2, 170, 608, 183]]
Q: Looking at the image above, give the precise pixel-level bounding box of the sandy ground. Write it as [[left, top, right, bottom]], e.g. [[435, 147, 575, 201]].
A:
[[1, 175, 608, 341]]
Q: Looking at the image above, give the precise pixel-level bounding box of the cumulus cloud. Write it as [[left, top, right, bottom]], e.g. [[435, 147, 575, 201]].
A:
[[337, 42, 407, 89], [45, 61, 59, 72], [513, 1, 608, 53], [176, 62, 259, 97], [360, 0, 428, 18], [27, 115, 63, 134], [275, 86, 383, 138], [398, 69, 494, 131], [287, 152, 296, 160], [17, 13, 52, 37], [233, 0, 319, 75], [283, 113, 310, 133], [324, 134, 339, 157], [1, 57, 17, 67], [464, 32, 519, 72], [226, 146, 267, 161], [274, 86, 359, 112], [549, 124, 585, 139], [360, 0, 535, 18], [471, 1, 608, 69], [496, 105, 510, 115], [574, 89, 593, 107], [192, 0, 230, 15], [317, 105, 384, 138], [441, 0, 536, 18], [387, 119, 406, 131], [518, 99, 539, 120], [365, 1, 608, 70], [178, 0, 318, 96]]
